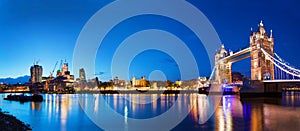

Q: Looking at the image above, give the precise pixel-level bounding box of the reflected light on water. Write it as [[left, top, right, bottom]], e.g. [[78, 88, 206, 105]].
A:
[[197, 94, 209, 125], [263, 102, 300, 130], [216, 106, 225, 131], [192, 95, 241, 131], [282, 92, 300, 106], [251, 106, 263, 131], [152, 94, 157, 115], [124, 105, 128, 129], [61, 95, 69, 127], [225, 106, 232, 131], [223, 96, 233, 131], [2, 93, 300, 130], [113, 94, 117, 109], [30, 102, 41, 110], [94, 94, 99, 114]]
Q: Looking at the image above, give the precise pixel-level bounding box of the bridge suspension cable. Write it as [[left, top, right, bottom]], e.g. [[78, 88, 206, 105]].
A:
[[261, 48, 300, 78], [261, 49, 300, 73], [274, 52, 299, 72]]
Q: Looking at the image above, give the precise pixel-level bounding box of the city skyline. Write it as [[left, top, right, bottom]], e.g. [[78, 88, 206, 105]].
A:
[[1, 0, 300, 81], [1, 1, 300, 130]]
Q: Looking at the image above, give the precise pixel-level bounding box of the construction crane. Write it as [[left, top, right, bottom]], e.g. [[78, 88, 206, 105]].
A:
[[56, 60, 63, 76], [33, 59, 40, 65], [49, 61, 58, 78]]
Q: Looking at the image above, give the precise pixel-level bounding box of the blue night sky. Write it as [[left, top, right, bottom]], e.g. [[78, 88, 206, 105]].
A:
[[0, 0, 300, 81]]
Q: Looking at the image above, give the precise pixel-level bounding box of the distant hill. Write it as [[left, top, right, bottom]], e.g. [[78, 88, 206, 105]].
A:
[[0, 75, 30, 84]]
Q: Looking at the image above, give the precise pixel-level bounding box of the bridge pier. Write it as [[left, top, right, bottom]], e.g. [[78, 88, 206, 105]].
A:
[[240, 80, 280, 98]]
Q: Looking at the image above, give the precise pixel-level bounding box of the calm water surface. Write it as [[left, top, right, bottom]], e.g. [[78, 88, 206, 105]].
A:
[[0, 92, 300, 131]]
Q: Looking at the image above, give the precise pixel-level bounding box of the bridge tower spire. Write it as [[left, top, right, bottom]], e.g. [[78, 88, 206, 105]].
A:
[[250, 21, 274, 80]]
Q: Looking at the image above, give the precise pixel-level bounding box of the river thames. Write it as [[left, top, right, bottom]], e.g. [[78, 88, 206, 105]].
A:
[[0, 92, 300, 131]]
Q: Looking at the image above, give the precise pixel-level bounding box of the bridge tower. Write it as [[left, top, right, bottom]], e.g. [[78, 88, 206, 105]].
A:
[[215, 45, 231, 84], [250, 21, 274, 80]]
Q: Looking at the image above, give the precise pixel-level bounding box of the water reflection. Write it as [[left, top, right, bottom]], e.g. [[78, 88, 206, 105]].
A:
[[242, 101, 264, 131], [1, 93, 300, 130], [175, 94, 300, 131], [179, 93, 300, 131], [0, 94, 100, 130], [79, 94, 194, 130], [30, 102, 41, 110], [196, 95, 243, 131], [85, 94, 181, 119], [282, 92, 300, 106]]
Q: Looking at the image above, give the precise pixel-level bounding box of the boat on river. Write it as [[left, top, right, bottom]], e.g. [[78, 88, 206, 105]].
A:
[[4, 94, 43, 102]]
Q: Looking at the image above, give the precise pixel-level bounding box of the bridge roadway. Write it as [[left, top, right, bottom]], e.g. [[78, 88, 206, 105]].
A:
[[240, 79, 300, 98], [263, 79, 300, 93], [219, 47, 251, 63], [264, 79, 300, 83]]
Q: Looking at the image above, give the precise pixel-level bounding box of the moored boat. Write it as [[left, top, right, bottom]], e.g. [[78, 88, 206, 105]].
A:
[[4, 94, 43, 102]]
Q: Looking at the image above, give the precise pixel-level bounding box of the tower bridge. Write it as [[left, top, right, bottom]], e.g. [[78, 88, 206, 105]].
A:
[[208, 21, 300, 96], [214, 21, 280, 84]]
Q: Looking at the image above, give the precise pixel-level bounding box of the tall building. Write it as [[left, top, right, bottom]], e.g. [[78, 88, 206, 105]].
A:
[[58, 60, 74, 80], [30, 64, 43, 83], [54, 60, 74, 92], [79, 68, 86, 81], [62, 62, 68, 76]]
